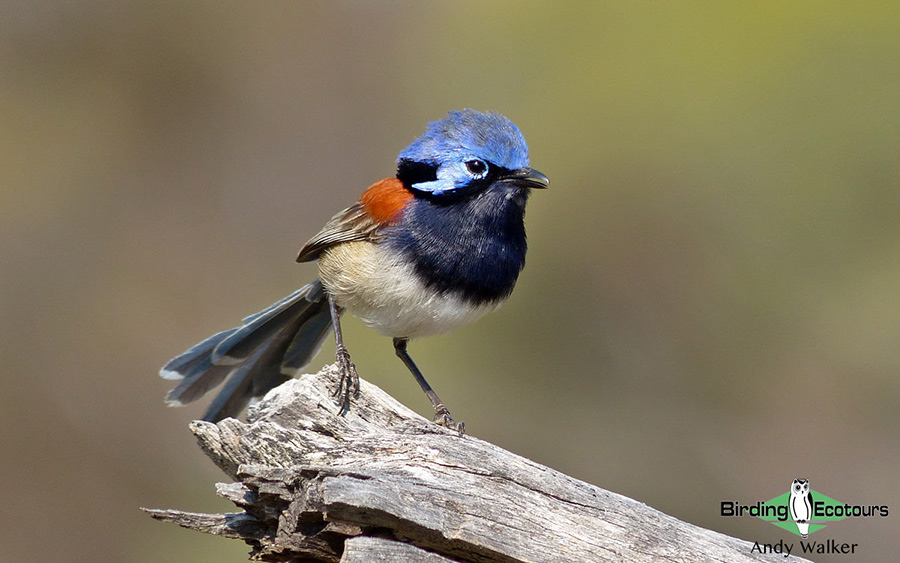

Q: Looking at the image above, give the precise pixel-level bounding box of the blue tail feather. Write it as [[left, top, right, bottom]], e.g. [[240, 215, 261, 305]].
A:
[[160, 279, 333, 421]]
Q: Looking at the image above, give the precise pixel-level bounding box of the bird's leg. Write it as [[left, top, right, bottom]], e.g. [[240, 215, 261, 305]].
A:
[[393, 337, 465, 435], [328, 294, 358, 413]]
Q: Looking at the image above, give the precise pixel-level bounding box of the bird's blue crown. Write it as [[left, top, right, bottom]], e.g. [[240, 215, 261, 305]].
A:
[[397, 109, 530, 196]]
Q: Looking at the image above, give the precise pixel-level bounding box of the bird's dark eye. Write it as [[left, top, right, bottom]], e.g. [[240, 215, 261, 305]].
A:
[[465, 159, 488, 176]]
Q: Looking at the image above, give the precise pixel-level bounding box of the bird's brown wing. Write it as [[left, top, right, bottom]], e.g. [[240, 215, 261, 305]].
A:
[[296, 203, 383, 263]]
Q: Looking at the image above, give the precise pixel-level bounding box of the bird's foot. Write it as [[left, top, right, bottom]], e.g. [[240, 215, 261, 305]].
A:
[[433, 404, 465, 436], [333, 345, 359, 414]]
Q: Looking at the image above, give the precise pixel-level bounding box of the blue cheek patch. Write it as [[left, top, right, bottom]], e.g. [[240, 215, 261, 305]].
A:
[[410, 161, 472, 196], [411, 180, 458, 196]]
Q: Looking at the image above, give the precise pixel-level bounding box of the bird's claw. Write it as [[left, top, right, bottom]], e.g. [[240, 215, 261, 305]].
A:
[[333, 345, 359, 413], [433, 405, 465, 436]]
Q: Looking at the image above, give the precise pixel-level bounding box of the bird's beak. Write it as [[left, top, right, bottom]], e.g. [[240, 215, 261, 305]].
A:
[[502, 167, 550, 189]]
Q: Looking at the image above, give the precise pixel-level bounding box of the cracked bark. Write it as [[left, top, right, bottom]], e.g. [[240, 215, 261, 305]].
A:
[[145, 365, 810, 562]]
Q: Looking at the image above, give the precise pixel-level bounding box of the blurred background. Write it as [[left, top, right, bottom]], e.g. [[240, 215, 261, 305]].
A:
[[2, 1, 898, 561]]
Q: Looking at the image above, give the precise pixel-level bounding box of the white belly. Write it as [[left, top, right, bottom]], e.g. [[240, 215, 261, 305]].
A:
[[317, 241, 500, 339]]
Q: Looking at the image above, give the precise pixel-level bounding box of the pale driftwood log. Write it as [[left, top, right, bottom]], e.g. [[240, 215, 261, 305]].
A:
[[146, 365, 809, 562]]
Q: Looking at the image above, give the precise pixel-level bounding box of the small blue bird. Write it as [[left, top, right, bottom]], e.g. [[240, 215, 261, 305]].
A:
[[161, 109, 548, 432]]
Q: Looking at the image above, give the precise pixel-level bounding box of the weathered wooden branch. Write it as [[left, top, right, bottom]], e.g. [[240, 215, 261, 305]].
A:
[[146, 365, 809, 562]]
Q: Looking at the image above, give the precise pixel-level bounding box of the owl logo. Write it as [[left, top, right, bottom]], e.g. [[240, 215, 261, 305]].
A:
[[789, 478, 813, 538]]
